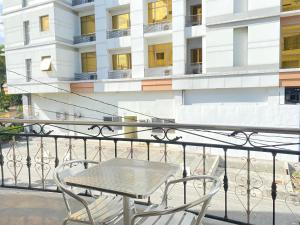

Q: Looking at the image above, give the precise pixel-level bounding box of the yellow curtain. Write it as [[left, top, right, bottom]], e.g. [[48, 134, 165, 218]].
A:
[[148, 0, 172, 24], [81, 15, 95, 35], [112, 54, 132, 70], [81, 52, 96, 72], [283, 0, 300, 12], [40, 16, 49, 32], [191, 48, 202, 64], [148, 43, 172, 68], [281, 24, 300, 69], [112, 13, 130, 30]]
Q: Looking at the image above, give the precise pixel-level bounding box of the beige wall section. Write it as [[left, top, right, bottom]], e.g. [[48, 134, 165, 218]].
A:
[[280, 71, 300, 87], [142, 79, 172, 91], [70, 82, 94, 93]]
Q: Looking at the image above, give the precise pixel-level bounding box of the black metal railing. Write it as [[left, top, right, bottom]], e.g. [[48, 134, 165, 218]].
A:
[[72, 0, 94, 6], [74, 33, 96, 44], [0, 119, 299, 225], [107, 29, 131, 39], [186, 15, 202, 27], [108, 70, 132, 79], [74, 72, 97, 81], [144, 21, 172, 33]]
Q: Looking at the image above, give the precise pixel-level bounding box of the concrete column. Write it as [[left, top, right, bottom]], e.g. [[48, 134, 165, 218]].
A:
[[131, 0, 146, 78], [172, 0, 187, 76], [95, 0, 109, 79]]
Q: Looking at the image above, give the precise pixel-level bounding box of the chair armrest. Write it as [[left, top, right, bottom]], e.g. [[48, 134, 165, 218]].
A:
[[131, 176, 221, 225], [160, 175, 220, 206]]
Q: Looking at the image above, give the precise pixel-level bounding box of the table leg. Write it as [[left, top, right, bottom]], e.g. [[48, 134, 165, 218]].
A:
[[123, 196, 131, 225]]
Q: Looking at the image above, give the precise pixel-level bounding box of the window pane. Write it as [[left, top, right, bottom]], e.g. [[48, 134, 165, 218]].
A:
[[81, 15, 95, 35], [148, 43, 172, 68], [81, 52, 96, 72], [191, 48, 202, 64], [40, 16, 49, 32], [281, 24, 300, 69], [112, 13, 130, 30], [148, 0, 172, 23], [112, 54, 132, 70]]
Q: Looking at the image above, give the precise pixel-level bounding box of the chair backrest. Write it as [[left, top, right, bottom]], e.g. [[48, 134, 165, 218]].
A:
[[53, 160, 99, 214]]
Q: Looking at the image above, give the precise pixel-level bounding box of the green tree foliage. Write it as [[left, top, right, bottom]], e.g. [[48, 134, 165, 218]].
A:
[[0, 45, 22, 112]]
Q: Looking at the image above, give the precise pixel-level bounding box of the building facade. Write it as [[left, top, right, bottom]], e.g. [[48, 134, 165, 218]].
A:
[[3, 0, 300, 136]]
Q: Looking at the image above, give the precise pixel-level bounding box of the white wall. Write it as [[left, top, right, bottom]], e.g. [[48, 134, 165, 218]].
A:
[[3, 3, 56, 49], [233, 27, 248, 67], [248, 21, 280, 66], [206, 28, 233, 69], [248, 0, 280, 11], [206, 0, 233, 17]]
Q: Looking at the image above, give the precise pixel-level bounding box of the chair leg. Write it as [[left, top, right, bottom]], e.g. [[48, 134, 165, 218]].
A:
[[63, 218, 69, 225]]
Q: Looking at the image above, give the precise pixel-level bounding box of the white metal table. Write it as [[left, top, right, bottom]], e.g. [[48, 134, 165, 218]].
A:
[[65, 158, 179, 225]]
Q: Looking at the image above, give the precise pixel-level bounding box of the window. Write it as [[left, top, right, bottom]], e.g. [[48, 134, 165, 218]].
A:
[[281, 25, 300, 69], [40, 15, 49, 32], [191, 48, 202, 64], [40, 56, 52, 71], [23, 21, 30, 45], [190, 5, 202, 23], [285, 88, 300, 104], [112, 13, 130, 30], [148, 43, 173, 68], [25, 59, 32, 82], [81, 52, 96, 72], [112, 53, 132, 70], [233, 27, 248, 67], [81, 15, 95, 35], [22, 0, 28, 7], [148, 0, 172, 24]]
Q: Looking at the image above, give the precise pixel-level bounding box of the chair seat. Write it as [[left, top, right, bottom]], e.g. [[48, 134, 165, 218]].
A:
[[136, 205, 197, 225], [69, 195, 123, 224]]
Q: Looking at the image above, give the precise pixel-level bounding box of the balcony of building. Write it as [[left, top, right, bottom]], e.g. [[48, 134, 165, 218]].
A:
[[186, 2, 202, 27], [144, 0, 172, 34], [282, 0, 300, 12], [73, 51, 97, 82], [72, 0, 95, 12], [145, 42, 173, 77], [107, 7, 131, 39], [186, 38, 202, 75], [0, 119, 299, 225], [280, 21, 300, 87], [108, 52, 132, 79], [74, 14, 96, 46]]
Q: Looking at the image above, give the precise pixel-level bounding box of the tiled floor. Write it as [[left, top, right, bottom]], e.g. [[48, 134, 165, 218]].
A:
[[0, 189, 224, 225]]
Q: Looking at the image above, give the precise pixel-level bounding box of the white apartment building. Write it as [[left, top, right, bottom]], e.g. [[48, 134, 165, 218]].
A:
[[3, 0, 300, 138]]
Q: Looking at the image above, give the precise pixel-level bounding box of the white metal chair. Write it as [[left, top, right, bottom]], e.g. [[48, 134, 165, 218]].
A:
[[131, 176, 221, 225], [53, 160, 124, 225]]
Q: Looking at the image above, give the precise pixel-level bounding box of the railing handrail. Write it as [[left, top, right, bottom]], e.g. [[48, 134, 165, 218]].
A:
[[1, 118, 300, 135]]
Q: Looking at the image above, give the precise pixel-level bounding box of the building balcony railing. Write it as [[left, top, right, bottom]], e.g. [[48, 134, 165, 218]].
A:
[[145, 66, 173, 77], [0, 119, 300, 225], [107, 29, 131, 39], [74, 72, 97, 81], [108, 70, 132, 79], [74, 33, 96, 44], [72, 0, 94, 6], [144, 21, 172, 33], [186, 15, 202, 27], [186, 63, 202, 74]]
